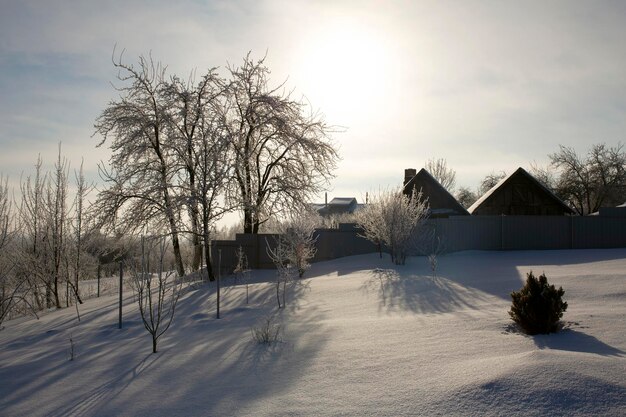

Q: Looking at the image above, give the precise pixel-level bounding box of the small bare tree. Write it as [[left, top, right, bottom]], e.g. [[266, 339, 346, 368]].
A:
[[423, 229, 445, 278], [356, 187, 429, 265], [233, 246, 250, 304], [266, 237, 297, 309], [133, 237, 181, 353], [275, 213, 318, 278]]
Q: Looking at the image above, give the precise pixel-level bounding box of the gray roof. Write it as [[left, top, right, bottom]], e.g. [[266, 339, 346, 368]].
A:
[[328, 197, 357, 206]]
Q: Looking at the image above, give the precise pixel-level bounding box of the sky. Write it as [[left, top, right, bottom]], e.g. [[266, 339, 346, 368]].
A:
[[1, 0, 626, 211]]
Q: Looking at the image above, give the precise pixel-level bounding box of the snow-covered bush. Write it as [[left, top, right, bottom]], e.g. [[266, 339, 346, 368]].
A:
[[356, 187, 429, 265], [509, 271, 568, 335]]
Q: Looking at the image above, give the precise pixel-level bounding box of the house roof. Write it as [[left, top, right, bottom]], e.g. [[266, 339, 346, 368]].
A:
[[403, 168, 469, 216], [312, 197, 360, 216], [328, 197, 357, 206], [468, 167, 574, 215]]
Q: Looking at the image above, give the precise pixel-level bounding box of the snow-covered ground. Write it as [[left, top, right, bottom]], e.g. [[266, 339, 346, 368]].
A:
[[1, 249, 625, 416]]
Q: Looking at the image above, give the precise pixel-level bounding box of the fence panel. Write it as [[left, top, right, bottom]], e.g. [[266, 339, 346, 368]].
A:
[[210, 216, 626, 274], [502, 216, 571, 250]]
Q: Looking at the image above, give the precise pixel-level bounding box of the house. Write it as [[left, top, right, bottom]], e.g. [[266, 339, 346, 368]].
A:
[[403, 168, 469, 217], [468, 167, 574, 216], [312, 197, 363, 217]]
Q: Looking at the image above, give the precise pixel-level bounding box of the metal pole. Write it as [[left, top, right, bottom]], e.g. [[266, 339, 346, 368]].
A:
[[118, 261, 123, 329], [216, 249, 221, 319]]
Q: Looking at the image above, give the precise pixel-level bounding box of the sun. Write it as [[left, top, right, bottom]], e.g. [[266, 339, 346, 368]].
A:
[[295, 18, 393, 123]]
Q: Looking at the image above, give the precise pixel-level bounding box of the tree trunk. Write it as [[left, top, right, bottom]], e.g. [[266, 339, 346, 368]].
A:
[[244, 208, 254, 234], [152, 335, 157, 353], [192, 243, 202, 271]]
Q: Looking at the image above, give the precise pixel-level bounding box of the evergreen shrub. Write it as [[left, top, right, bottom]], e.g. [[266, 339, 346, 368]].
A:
[[509, 271, 568, 335]]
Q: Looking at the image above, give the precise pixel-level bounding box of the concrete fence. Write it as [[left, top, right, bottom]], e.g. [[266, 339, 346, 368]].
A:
[[211, 216, 626, 274]]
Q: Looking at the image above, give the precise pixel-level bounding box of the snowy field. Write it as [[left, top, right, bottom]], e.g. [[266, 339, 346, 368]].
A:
[[1, 249, 625, 416]]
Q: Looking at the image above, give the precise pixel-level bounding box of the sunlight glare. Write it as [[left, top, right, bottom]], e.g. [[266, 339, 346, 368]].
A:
[[295, 19, 393, 124]]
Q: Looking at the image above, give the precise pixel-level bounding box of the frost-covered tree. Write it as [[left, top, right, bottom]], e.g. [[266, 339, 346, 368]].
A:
[[95, 52, 186, 277], [17, 155, 48, 310], [456, 186, 478, 209], [550, 143, 626, 215], [425, 158, 456, 192], [133, 237, 181, 353], [43, 145, 70, 309], [265, 211, 319, 308], [356, 188, 429, 265], [223, 54, 339, 234], [266, 237, 297, 309], [0, 175, 27, 327], [274, 213, 318, 278], [161, 70, 228, 274]]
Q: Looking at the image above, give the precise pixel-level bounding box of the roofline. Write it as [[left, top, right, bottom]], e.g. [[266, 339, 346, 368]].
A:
[[468, 167, 575, 214]]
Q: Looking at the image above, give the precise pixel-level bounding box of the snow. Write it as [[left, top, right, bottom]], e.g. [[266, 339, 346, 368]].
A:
[[1, 249, 626, 416]]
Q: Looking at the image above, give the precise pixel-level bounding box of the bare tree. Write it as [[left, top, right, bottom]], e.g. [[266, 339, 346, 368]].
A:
[[356, 188, 429, 265], [0, 175, 28, 326], [95, 51, 186, 277], [550, 143, 626, 215], [133, 237, 181, 353], [42, 144, 70, 309], [68, 159, 94, 306], [479, 171, 507, 195], [529, 162, 558, 191], [266, 237, 297, 309], [18, 156, 48, 310], [224, 54, 339, 234], [233, 246, 250, 304], [425, 158, 456, 191]]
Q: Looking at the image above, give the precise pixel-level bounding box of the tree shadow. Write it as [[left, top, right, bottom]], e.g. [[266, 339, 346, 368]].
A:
[[0, 271, 328, 417], [361, 266, 493, 315]]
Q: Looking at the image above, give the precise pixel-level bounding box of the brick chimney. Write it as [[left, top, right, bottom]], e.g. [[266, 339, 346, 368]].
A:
[[404, 168, 417, 186]]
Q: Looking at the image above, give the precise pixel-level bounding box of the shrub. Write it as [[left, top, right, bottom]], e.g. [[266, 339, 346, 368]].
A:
[[251, 314, 282, 344], [509, 271, 568, 335]]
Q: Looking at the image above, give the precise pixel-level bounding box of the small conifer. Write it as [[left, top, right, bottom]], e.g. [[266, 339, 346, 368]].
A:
[[509, 271, 568, 335]]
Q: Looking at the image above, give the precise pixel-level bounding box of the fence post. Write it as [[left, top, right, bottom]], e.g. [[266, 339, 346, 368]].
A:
[[500, 215, 504, 250], [570, 215, 574, 249], [118, 261, 123, 329], [216, 249, 221, 319]]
